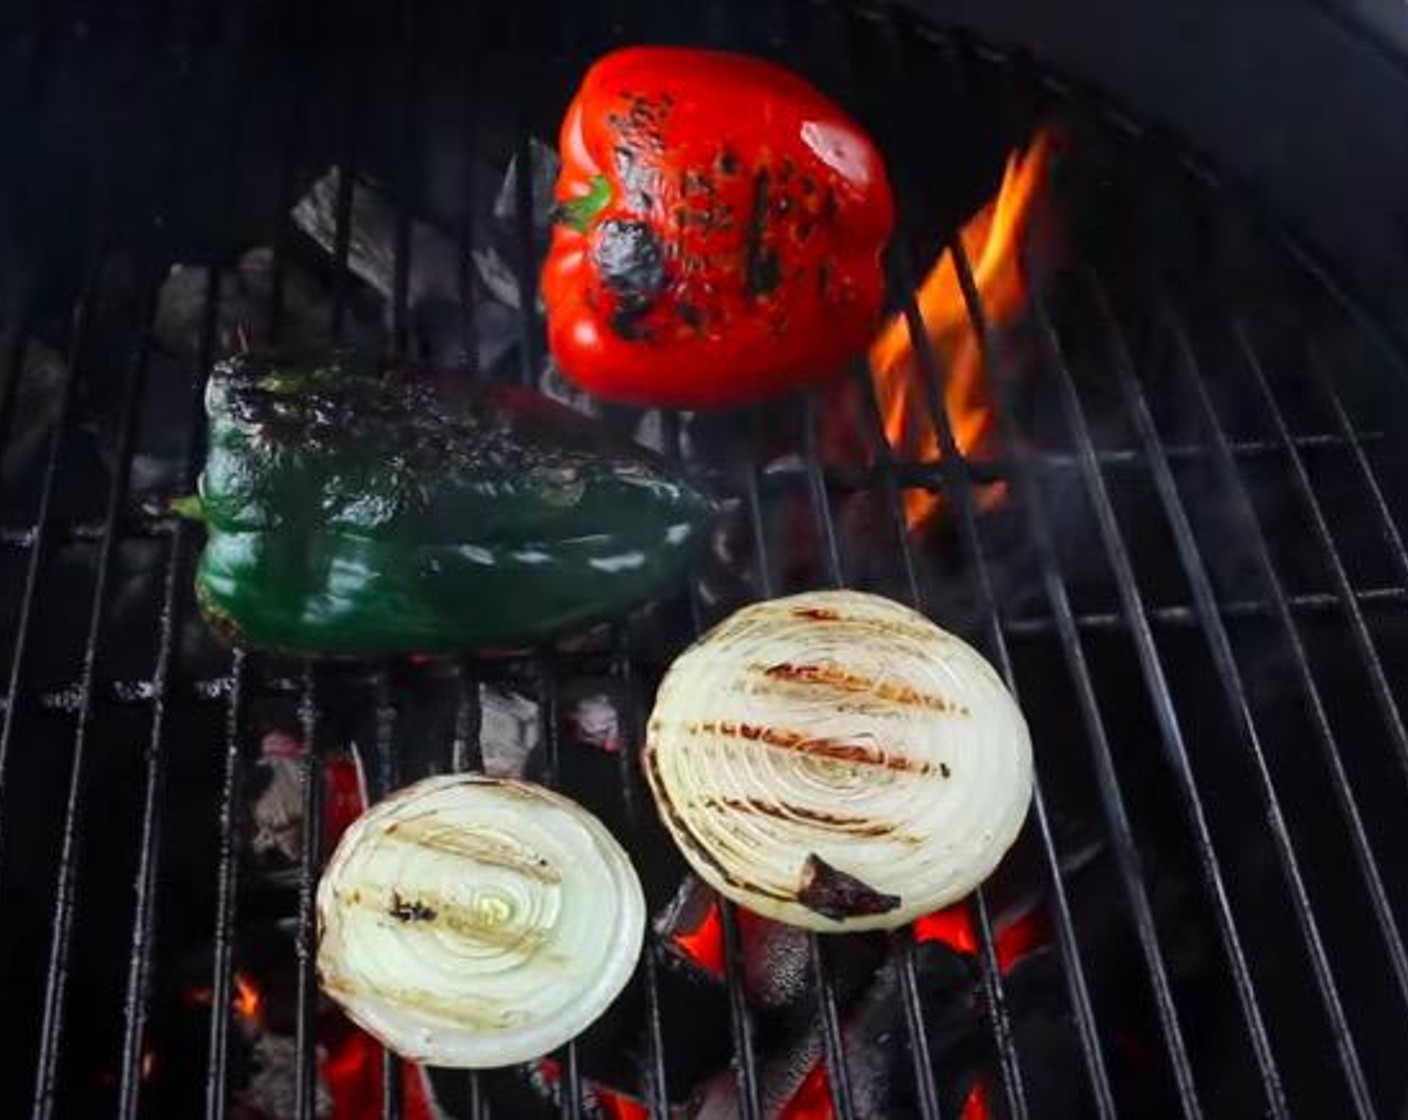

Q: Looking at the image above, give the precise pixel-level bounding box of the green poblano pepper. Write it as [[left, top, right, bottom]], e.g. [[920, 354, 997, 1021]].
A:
[[191, 354, 714, 656]]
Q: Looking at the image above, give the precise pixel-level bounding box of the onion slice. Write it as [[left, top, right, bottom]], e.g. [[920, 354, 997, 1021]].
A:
[[316, 774, 644, 1067], [644, 589, 1033, 931]]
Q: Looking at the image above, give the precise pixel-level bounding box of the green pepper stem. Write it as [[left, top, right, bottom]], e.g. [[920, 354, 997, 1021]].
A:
[[552, 175, 612, 233], [169, 494, 206, 522]]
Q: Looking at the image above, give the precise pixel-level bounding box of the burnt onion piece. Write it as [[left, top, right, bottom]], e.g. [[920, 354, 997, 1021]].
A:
[[644, 590, 1033, 932], [316, 774, 645, 1067]]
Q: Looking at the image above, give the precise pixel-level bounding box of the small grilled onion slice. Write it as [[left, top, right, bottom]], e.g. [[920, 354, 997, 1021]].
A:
[[644, 589, 1033, 932], [316, 774, 644, 1067]]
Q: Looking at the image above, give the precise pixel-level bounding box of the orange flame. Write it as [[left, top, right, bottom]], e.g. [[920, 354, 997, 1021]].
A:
[[868, 128, 1054, 529], [232, 970, 263, 1027], [181, 969, 265, 1029]]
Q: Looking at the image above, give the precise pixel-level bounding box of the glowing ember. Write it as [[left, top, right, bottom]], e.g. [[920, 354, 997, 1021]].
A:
[[232, 970, 263, 1027], [533, 1058, 652, 1120], [779, 1062, 833, 1119], [668, 897, 727, 980], [776, 899, 1049, 1119], [912, 902, 1049, 973], [866, 127, 1054, 530], [180, 968, 266, 1030], [961, 1079, 993, 1120], [319, 1014, 437, 1120]]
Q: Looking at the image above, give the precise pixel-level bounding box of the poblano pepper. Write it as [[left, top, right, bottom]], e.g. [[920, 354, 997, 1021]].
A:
[[190, 353, 714, 656]]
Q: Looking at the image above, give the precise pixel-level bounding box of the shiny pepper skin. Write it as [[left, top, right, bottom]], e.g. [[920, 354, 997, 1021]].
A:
[[542, 47, 895, 409], [191, 353, 714, 656]]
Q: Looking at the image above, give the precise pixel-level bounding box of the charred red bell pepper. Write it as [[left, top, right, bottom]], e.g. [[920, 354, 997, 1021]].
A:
[[543, 46, 894, 409]]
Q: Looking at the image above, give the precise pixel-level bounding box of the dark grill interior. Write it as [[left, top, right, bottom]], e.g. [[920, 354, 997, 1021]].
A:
[[1, 1, 1407, 1118]]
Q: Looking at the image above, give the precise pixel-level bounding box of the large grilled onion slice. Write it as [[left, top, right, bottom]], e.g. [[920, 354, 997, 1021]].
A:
[[644, 590, 1033, 932], [316, 774, 645, 1067]]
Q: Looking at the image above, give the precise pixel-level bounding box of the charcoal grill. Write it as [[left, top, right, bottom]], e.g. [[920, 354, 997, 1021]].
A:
[[1, 0, 1407, 1117]]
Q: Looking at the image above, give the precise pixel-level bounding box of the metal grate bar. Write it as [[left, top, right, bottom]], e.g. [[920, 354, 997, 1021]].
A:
[[294, 663, 324, 1120], [0, 429, 1390, 552], [104, 446, 1408, 533], [30, 38, 197, 1111], [118, 10, 255, 1103], [379, 4, 425, 1109], [880, 243, 1032, 1120], [849, 363, 950, 1120], [0, 552, 1391, 639], [328, 30, 366, 344], [375, 665, 406, 1120], [1306, 347, 1408, 590], [1181, 319, 1408, 1000], [1002, 586, 1408, 635], [1026, 266, 1290, 1114], [836, 11, 1034, 1117], [797, 392, 858, 1120], [718, 897, 764, 1120], [1230, 317, 1408, 794], [32, 298, 159, 1117], [532, 658, 586, 1120], [455, 0, 483, 368], [890, 932, 944, 1120], [440, 11, 486, 1110], [116, 262, 224, 1120], [835, 369, 946, 1120], [1, 564, 1398, 719], [289, 18, 375, 1109], [450, 663, 491, 1118], [1083, 266, 1407, 1112], [204, 650, 249, 1120], [852, 337, 1117, 1120], [945, 237, 1200, 1116], [389, 2, 421, 362], [0, 320, 32, 461], [205, 6, 313, 1108], [0, 250, 98, 886], [511, 4, 541, 387], [1158, 297, 1386, 1116], [1274, 227, 1408, 403], [611, 645, 671, 1118], [677, 442, 762, 1120]]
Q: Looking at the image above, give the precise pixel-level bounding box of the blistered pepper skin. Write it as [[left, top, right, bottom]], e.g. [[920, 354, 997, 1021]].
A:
[[543, 47, 894, 409], [193, 354, 714, 656]]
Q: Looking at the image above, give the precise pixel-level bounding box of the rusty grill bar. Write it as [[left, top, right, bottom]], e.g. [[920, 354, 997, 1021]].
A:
[[0, 0, 1406, 1118]]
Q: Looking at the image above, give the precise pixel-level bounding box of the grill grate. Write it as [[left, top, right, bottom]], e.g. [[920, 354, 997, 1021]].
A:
[[1, 1, 1407, 1118]]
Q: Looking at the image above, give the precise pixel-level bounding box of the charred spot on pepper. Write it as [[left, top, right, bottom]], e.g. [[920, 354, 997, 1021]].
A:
[[820, 186, 839, 222], [388, 892, 438, 923], [743, 170, 782, 298], [816, 260, 833, 298], [716, 148, 741, 176], [683, 169, 712, 197], [797, 854, 901, 920], [676, 301, 704, 330], [611, 146, 662, 209], [748, 247, 782, 299], [593, 218, 667, 308], [610, 304, 653, 342]]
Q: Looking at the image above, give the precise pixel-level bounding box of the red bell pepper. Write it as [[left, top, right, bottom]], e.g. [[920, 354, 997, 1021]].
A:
[[543, 46, 894, 409]]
